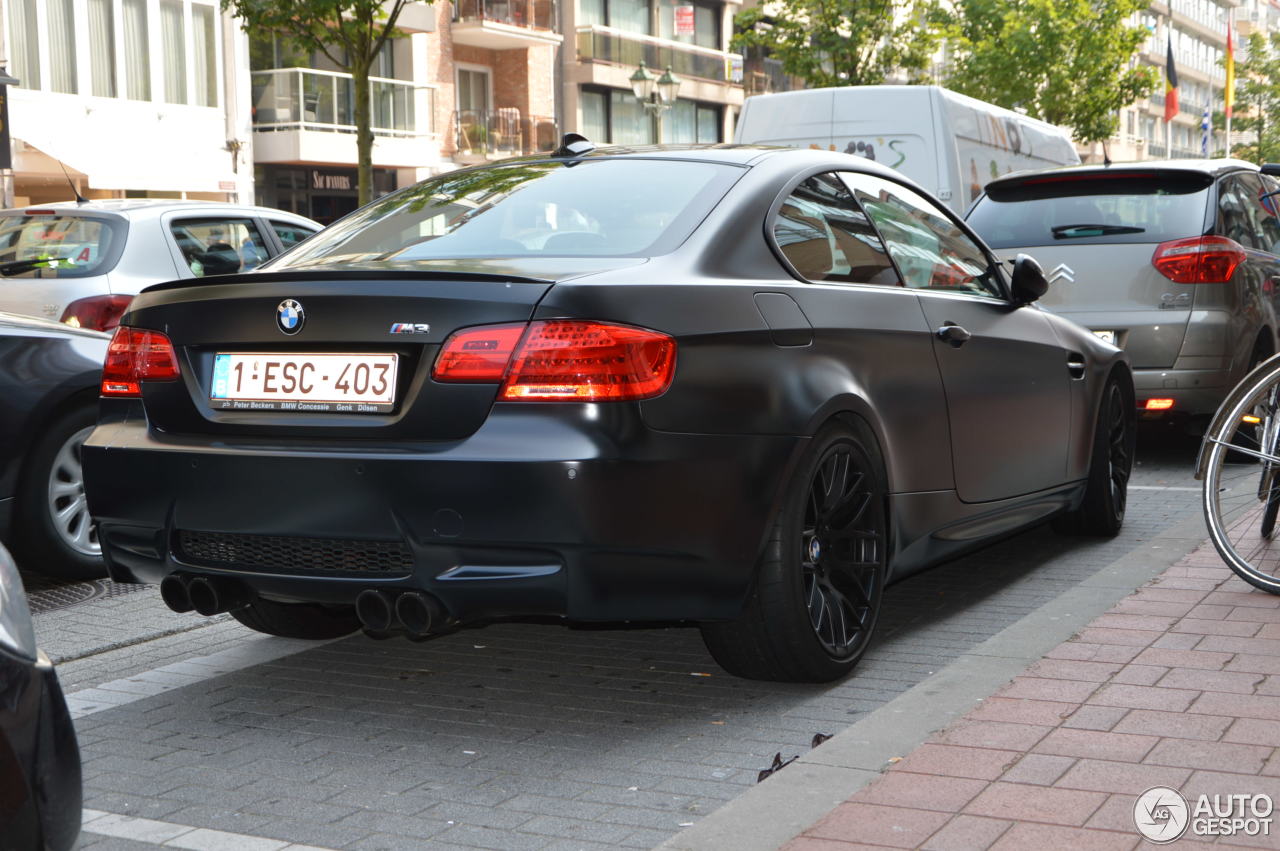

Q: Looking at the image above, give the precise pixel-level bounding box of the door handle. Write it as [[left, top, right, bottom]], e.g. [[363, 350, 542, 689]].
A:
[[936, 323, 971, 348]]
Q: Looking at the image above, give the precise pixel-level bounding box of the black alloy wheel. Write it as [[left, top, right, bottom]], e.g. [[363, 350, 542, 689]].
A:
[[1103, 382, 1132, 523], [801, 445, 883, 660], [1053, 375, 1134, 537], [701, 423, 887, 682]]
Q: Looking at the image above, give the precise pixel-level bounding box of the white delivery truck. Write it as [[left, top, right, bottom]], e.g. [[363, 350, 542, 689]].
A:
[[733, 85, 1081, 214]]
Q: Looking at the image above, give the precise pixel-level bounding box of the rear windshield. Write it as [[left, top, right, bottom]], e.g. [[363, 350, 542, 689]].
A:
[[269, 158, 742, 270], [966, 172, 1212, 248], [0, 213, 125, 278]]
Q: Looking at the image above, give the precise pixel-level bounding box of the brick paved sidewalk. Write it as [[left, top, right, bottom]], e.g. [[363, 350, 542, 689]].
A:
[[787, 538, 1280, 850]]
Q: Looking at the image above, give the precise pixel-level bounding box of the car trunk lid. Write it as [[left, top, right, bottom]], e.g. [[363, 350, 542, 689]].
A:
[[121, 263, 642, 441]]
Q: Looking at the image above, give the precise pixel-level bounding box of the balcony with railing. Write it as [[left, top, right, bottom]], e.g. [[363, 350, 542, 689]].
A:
[[453, 108, 557, 160], [745, 58, 801, 96], [452, 0, 562, 49], [251, 68, 436, 167], [576, 25, 741, 84]]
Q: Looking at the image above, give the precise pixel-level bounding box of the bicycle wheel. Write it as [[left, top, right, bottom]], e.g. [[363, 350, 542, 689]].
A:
[[1203, 362, 1280, 593]]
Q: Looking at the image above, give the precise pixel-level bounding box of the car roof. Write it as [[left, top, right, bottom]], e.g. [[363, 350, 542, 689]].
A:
[[1, 199, 321, 227], [986, 158, 1259, 191]]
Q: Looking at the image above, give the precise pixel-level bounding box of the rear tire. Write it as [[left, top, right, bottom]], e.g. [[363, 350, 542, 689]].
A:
[[12, 404, 106, 580], [1053, 375, 1135, 537], [700, 422, 887, 682], [231, 598, 360, 640]]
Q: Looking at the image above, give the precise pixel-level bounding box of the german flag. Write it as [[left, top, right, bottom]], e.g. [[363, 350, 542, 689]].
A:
[[1165, 35, 1180, 122]]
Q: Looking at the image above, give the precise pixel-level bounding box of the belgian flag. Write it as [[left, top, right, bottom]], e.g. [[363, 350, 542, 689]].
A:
[[1165, 35, 1180, 122]]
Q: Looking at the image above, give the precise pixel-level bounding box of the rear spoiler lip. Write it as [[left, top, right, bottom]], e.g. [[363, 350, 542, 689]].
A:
[[140, 268, 556, 294], [985, 169, 1216, 194]]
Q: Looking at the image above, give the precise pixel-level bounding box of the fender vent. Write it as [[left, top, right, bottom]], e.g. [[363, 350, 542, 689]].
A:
[[177, 530, 414, 576]]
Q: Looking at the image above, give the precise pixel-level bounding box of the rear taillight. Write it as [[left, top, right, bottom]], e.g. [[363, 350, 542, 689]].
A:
[[1152, 236, 1247, 283], [101, 327, 181, 397], [432, 324, 526, 382], [432, 320, 677, 402], [61, 294, 133, 331]]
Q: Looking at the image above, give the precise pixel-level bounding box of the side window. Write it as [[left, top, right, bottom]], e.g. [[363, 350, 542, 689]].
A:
[[171, 218, 270, 277], [1217, 176, 1267, 251], [841, 172, 1003, 299], [270, 220, 317, 250], [1243, 173, 1280, 255], [772, 172, 901, 286]]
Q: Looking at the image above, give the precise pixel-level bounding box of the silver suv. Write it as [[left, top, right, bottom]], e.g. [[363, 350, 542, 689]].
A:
[[967, 160, 1280, 421], [0, 200, 320, 331]]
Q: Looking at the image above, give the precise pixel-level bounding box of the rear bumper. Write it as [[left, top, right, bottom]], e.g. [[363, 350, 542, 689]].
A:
[[1133, 367, 1230, 417], [83, 405, 802, 623]]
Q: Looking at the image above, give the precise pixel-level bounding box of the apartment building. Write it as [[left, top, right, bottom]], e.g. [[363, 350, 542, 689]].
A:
[[563, 0, 745, 144], [4, 0, 253, 205]]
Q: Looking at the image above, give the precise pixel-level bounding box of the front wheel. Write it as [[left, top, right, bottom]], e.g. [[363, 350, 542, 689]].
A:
[[700, 423, 887, 682], [1053, 375, 1135, 537], [12, 406, 106, 580]]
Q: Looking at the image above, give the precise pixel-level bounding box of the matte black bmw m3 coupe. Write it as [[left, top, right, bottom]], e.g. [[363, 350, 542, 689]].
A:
[[82, 142, 1135, 682]]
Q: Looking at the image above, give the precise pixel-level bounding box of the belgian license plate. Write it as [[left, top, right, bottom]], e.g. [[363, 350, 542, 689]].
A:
[[210, 352, 398, 413], [1092, 330, 1117, 346]]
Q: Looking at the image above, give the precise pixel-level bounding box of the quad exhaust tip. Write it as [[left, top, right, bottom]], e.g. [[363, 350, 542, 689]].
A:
[[355, 589, 447, 639], [159, 574, 193, 614], [185, 576, 249, 616]]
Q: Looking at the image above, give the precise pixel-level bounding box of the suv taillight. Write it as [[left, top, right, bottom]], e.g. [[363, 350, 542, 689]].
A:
[[1152, 236, 1247, 283], [101, 327, 181, 397], [61, 294, 134, 331], [433, 320, 676, 401]]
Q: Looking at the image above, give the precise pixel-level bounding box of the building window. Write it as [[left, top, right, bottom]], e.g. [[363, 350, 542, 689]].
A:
[[161, 0, 187, 104], [123, 0, 151, 100], [193, 3, 217, 106], [48, 0, 77, 93], [578, 0, 654, 35], [658, 0, 720, 49], [89, 0, 117, 98], [581, 86, 722, 145], [8, 0, 40, 90]]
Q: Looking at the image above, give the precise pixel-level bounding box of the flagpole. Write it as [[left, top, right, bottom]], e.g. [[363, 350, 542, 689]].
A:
[[1226, 11, 1234, 157]]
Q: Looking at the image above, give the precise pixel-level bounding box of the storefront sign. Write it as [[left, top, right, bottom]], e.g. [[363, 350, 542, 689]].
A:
[[310, 169, 356, 191], [674, 5, 695, 36]]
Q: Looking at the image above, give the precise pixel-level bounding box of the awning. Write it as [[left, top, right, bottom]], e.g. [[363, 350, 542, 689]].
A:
[[11, 92, 238, 194]]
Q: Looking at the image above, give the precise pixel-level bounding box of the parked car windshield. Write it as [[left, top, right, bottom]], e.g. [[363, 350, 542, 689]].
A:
[[0, 213, 126, 278], [270, 158, 743, 270], [967, 172, 1213, 248]]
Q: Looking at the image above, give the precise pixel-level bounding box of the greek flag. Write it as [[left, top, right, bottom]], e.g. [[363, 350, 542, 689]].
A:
[[1202, 107, 1211, 157]]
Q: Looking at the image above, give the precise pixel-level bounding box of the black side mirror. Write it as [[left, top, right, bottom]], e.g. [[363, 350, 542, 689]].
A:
[[1261, 164, 1280, 177], [1010, 253, 1048, 305]]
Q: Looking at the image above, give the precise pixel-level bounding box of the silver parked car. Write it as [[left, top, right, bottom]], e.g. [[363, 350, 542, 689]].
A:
[[967, 159, 1280, 422], [0, 200, 320, 331]]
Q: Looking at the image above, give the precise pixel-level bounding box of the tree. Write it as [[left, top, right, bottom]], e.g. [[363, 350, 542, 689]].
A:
[[1221, 32, 1280, 163], [223, 0, 418, 205], [945, 0, 1155, 143], [734, 0, 945, 89]]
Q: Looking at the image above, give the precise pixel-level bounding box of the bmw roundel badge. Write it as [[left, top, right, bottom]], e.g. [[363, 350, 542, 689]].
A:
[[276, 299, 305, 335]]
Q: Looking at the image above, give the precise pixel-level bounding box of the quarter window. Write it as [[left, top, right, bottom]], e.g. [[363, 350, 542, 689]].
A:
[[270, 221, 316, 249], [843, 173, 1002, 298], [772, 173, 900, 286], [171, 218, 270, 277]]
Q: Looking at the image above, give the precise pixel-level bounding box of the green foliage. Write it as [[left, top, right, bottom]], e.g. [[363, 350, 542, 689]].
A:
[[223, 0, 419, 203], [1224, 32, 1280, 163], [734, 0, 945, 88], [944, 0, 1156, 143]]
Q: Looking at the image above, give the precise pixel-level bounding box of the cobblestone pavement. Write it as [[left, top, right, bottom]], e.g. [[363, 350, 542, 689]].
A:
[[785, 525, 1280, 849], [17, 429, 1211, 850]]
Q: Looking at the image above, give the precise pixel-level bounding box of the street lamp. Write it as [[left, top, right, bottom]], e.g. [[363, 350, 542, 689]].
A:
[[629, 60, 682, 143]]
